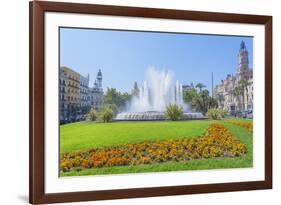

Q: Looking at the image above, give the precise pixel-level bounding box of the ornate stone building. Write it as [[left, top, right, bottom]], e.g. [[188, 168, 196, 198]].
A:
[[89, 69, 104, 110], [59, 68, 67, 121], [182, 83, 195, 93], [214, 41, 253, 113], [60, 66, 80, 121], [79, 74, 90, 107], [59, 67, 104, 122]]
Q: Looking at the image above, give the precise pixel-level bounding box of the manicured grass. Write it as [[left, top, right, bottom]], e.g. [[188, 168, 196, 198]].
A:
[[60, 119, 253, 177], [60, 120, 213, 154], [61, 157, 250, 177]]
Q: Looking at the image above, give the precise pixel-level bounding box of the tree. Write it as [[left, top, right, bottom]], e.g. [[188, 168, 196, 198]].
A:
[[183, 88, 197, 103], [233, 79, 250, 111], [190, 89, 218, 115], [165, 104, 183, 121], [98, 105, 114, 122], [233, 85, 243, 101], [121, 92, 132, 108], [86, 108, 98, 121], [101, 103, 118, 116], [103, 88, 120, 105], [183, 85, 218, 115], [208, 97, 218, 109], [195, 83, 206, 93], [103, 88, 131, 111], [191, 90, 208, 115], [239, 79, 250, 111]]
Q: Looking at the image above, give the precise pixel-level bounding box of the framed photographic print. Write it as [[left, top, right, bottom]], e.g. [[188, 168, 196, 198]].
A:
[[29, 1, 272, 204]]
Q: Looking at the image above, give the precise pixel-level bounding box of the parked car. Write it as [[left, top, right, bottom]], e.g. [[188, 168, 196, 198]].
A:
[[75, 114, 86, 121], [229, 109, 253, 119], [230, 110, 237, 116], [246, 110, 253, 119], [234, 111, 243, 118]]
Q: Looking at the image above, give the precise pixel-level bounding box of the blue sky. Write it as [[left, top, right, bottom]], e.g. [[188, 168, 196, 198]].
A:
[[60, 27, 253, 93]]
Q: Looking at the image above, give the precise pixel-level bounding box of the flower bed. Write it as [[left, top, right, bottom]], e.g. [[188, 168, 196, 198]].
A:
[[60, 123, 247, 172], [226, 121, 253, 133]]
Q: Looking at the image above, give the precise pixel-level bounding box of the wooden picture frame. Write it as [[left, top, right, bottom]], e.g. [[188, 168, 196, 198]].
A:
[[29, 1, 272, 204]]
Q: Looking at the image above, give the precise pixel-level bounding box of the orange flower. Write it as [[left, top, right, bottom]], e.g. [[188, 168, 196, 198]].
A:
[[60, 123, 247, 172], [226, 120, 253, 133]]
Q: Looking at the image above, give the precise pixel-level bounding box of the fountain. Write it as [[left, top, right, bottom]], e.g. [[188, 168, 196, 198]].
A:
[[115, 68, 205, 121]]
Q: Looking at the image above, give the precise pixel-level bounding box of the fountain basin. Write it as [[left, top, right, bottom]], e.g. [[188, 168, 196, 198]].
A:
[[115, 111, 206, 121]]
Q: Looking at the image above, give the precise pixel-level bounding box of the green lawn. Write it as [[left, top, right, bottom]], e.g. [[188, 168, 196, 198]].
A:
[[60, 119, 253, 177], [60, 120, 213, 154]]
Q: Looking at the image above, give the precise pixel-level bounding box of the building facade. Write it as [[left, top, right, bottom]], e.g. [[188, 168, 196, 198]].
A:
[[214, 41, 253, 113], [182, 83, 195, 93], [60, 66, 80, 121], [59, 67, 104, 122], [59, 68, 67, 121], [80, 74, 90, 108]]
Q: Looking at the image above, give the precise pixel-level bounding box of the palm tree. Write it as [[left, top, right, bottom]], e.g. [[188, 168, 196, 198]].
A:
[[191, 89, 210, 115], [237, 79, 250, 111], [233, 79, 249, 111], [233, 85, 243, 100], [195, 83, 206, 93]]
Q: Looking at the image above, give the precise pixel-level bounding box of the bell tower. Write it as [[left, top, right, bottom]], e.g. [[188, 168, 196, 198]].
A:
[[96, 69, 103, 91], [237, 41, 249, 74]]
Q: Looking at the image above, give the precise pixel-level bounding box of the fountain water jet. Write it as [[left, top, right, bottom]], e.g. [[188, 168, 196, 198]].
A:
[[115, 68, 205, 121]]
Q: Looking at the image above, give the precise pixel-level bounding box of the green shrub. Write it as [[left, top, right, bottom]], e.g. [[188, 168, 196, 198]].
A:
[[219, 109, 228, 118], [165, 104, 183, 121], [86, 108, 98, 121], [98, 106, 114, 122], [102, 103, 118, 116], [207, 108, 227, 120]]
